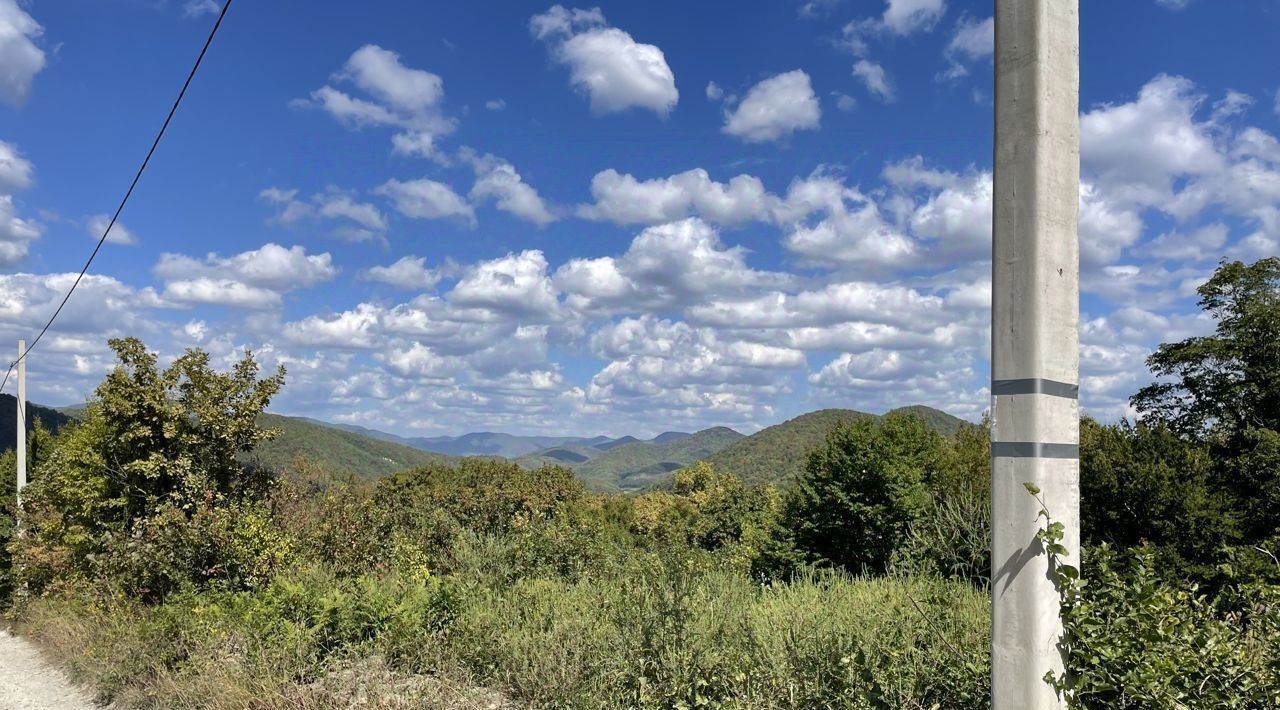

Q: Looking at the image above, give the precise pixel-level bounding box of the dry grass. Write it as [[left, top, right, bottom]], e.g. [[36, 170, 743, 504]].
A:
[[16, 595, 516, 710]]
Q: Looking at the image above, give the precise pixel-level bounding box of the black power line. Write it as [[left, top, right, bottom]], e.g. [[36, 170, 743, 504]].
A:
[[0, 0, 234, 394]]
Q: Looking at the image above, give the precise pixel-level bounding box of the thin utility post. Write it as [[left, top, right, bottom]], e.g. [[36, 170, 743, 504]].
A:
[[991, 1, 1081, 709], [16, 340, 27, 507]]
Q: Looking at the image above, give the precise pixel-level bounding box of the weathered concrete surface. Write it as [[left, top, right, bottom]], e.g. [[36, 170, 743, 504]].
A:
[[991, 0, 1081, 708], [0, 629, 101, 710]]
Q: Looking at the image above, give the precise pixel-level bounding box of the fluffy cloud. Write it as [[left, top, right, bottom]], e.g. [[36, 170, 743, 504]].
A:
[[161, 279, 284, 310], [852, 60, 895, 102], [689, 281, 949, 331], [898, 168, 993, 261], [362, 256, 447, 290], [722, 70, 821, 143], [778, 173, 916, 269], [0, 139, 33, 191], [154, 243, 336, 309], [557, 218, 787, 313], [0, 140, 38, 266], [1081, 75, 1222, 205], [585, 315, 802, 425], [375, 177, 474, 224], [462, 152, 557, 226], [0, 0, 45, 106], [260, 187, 388, 242], [1075, 75, 1280, 278], [284, 303, 383, 349], [1147, 223, 1228, 264], [86, 215, 138, 246], [0, 272, 161, 338], [843, 0, 947, 56], [299, 45, 456, 160], [0, 272, 170, 404], [577, 168, 771, 226], [808, 347, 983, 418], [1078, 184, 1143, 266], [879, 0, 947, 35], [940, 16, 993, 80], [530, 5, 678, 117], [0, 194, 39, 267], [450, 250, 562, 319]]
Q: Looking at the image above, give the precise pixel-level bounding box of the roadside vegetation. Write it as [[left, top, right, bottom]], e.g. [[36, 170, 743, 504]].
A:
[[2, 257, 1279, 709]]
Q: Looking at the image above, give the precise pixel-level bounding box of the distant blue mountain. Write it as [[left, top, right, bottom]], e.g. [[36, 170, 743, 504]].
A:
[[313, 420, 625, 458]]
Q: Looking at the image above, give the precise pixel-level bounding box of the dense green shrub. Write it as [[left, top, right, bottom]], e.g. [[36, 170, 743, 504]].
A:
[[1059, 546, 1280, 709], [784, 414, 944, 575], [895, 486, 991, 587], [375, 458, 582, 538], [1080, 417, 1239, 575]]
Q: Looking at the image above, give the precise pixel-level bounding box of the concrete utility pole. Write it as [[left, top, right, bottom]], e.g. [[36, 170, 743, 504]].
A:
[[991, 1, 1081, 708], [16, 340, 26, 507]]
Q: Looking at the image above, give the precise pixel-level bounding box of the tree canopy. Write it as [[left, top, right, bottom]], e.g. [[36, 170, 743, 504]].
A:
[[1131, 257, 1280, 437]]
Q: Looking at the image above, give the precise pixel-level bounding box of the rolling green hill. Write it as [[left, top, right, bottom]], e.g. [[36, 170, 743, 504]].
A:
[[699, 406, 970, 486], [575, 426, 745, 492], [249, 413, 453, 477]]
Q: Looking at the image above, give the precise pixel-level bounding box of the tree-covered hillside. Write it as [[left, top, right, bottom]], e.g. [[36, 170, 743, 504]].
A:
[[250, 413, 453, 477], [574, 426, 745, 491], [702, 406, 968, 486], [885, 405, 969, 437], [0, 394, 72, 453]]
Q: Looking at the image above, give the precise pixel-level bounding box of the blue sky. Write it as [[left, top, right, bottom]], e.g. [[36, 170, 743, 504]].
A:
[[2, 0, 1279, 437]]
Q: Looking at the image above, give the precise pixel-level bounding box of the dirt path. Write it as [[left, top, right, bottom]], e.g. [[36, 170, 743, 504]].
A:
[[0, 629, 101, 710]]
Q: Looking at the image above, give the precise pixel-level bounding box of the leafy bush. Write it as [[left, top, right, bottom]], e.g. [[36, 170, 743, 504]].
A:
[[784, 414, 945, 575], [1080, 417, 1239, 575], [1058, 546, 1280, 709], [375, 458, 582, 538], [895, 486, 991, 587]]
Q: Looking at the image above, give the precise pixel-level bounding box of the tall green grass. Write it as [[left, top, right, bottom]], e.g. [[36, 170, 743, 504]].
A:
[[18, 559, 989, 709]]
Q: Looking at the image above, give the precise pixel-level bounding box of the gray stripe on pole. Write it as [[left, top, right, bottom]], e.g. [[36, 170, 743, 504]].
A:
[[991, 378, 1079, 399], [991, 442, 1080, 459]]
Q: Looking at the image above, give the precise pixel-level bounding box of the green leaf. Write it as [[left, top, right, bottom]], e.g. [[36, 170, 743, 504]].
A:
[[1023, 482, 1041, 495]]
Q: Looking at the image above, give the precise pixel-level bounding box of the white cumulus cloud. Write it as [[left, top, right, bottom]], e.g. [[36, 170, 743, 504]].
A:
[[375, 177, 475, 224], [722, 70, 821, 144], [299, 45, 456, 160], [530, 5, 678, 117], [0, 0, 46, 106], [154, 243, 336, 309], [462, 151, 557, 226]]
